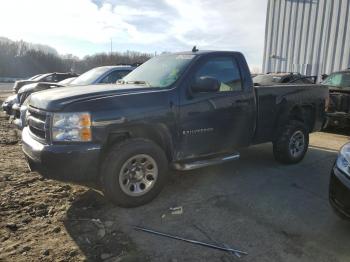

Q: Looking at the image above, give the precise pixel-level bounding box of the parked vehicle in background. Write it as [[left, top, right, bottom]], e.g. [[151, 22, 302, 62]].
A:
[[322, 69, 350, 129], [2, 74, 77, 116], [27, 74, 44, 81], [12, 66, 135, 129], [17, 66, 134, 107], [11, 79, 68, 129], [329, 142, 350, 220], [68, 65, 135, 86], [253, 72, 316, 86], [1, 94, 18, 116], [57, 77, 77, 85], [1, 73, 47, 115], [22, 50, 327, 207], [13, 72, 78, 93]]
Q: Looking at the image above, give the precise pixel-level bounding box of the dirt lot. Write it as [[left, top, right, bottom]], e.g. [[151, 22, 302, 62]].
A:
[[1, 92, 350, 262], [0, 83, 13, 91], [0, 93, 143, 262]]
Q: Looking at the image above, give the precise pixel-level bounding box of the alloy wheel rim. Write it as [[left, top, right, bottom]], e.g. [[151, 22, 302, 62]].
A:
[[289, 130, 305, 158], [119, 154, 158, 196]]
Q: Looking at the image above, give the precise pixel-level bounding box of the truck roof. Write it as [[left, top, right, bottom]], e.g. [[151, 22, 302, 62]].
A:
[[94, 65, 135, 69], [173, 50, 243, 56]]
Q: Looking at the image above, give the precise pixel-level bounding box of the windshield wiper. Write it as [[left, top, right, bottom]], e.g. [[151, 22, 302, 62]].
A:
[[125, 80, 150, 86], [116, 80, 151, 87]]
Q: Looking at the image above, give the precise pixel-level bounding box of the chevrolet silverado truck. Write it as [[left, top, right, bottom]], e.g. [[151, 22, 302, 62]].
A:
[[22, 50, 328, 207]]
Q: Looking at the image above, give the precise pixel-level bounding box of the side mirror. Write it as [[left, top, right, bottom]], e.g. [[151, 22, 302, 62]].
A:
[[192, 76, 220, 93]]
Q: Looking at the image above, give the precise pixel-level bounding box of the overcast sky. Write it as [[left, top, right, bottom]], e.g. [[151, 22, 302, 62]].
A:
[[0, 0, 268, 69]]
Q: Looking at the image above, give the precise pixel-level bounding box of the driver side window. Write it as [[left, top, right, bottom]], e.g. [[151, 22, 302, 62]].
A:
[[195, 56, 242, 92]]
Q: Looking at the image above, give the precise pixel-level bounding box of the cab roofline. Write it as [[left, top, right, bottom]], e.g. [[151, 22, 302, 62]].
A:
[[171, 50, 243, 56]]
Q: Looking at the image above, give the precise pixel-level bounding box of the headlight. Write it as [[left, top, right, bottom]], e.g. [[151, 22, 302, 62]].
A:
[[336, 143, 350, 176], [52, 112, 92, 142]]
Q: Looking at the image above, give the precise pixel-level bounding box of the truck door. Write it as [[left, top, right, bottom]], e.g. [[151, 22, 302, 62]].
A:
[[178, 54, 255, 158]]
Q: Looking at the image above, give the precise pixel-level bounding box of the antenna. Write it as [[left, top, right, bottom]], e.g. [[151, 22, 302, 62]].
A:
[[192, 46, 199, 52]]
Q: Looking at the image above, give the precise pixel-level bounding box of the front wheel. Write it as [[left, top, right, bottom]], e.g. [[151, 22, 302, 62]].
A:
[[273, 120, 309, 164], [100, 139, 168, 207]]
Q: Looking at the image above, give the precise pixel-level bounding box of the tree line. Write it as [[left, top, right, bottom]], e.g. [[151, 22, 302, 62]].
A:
[[0, 37, 152, 78]]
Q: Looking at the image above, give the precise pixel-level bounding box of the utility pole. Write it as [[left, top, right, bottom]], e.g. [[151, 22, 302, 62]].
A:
[[110, 38, 113, 54]]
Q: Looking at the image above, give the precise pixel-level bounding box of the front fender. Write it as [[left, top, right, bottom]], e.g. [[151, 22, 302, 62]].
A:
[[98, 123, 175, 161]]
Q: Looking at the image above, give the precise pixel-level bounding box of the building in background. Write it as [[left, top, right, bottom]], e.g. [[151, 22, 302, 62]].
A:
[[263, 0, 350, 78]]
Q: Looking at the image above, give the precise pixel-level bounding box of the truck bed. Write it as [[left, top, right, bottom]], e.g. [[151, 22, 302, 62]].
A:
[[253, 84, 328, 144]]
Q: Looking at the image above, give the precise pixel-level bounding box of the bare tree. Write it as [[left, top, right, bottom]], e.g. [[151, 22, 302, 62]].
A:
[[0, 37, 152, 78]]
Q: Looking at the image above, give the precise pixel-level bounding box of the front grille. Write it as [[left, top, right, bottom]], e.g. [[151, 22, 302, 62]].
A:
[[27, 107, 48, 141], [29, 125, 46, 138], [29, 109, 46, 122]]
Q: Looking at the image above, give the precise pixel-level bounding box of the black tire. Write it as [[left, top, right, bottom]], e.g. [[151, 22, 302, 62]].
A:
[[273, 120, 309, 164], [100, 138, 168, 207], [329, 174, 350, 221]]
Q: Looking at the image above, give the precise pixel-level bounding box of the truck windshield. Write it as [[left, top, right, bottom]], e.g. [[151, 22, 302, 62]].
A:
[[120, 54, 195, 88], [322, 72, 350, 89]]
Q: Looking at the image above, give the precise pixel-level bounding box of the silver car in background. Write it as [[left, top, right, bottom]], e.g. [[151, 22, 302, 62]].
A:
[[13, 65, 135, 129]]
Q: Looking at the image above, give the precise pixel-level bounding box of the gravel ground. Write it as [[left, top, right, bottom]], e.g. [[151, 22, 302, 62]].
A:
[[0, 92, 350, 262], [0, 94, 144, 262]]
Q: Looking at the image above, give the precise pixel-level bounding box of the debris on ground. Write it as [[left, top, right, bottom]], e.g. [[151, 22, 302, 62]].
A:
[[134, 226, 248, 257], [170, 206, 183, 215]]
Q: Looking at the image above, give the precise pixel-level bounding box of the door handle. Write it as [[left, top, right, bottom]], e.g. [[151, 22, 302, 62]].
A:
[[235, 99, 249, 104]]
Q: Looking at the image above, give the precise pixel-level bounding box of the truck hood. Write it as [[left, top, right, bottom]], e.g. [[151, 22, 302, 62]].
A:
[[28, 84, 158, 111], [329, 87, 350, 94]]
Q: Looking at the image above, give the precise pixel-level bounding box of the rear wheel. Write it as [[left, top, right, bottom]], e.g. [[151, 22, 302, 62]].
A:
[[273, 120, 309, 164], [100, 139, 168, 207]]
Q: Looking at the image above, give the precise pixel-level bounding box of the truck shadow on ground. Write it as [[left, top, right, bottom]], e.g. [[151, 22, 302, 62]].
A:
[[63, 143, 350, 261]]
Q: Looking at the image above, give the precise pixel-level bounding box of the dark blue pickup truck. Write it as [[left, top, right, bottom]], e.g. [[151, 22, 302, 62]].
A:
[[22, 50, 328, 207]]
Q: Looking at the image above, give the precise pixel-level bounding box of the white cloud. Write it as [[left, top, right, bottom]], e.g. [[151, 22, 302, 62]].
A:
[[0, 0, 267, 68]]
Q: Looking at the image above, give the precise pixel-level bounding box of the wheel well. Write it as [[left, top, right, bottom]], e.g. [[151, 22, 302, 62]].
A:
[[288, 107, 304, 122], [288, 105, 316, 132], [101, 126, 173, 162]]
